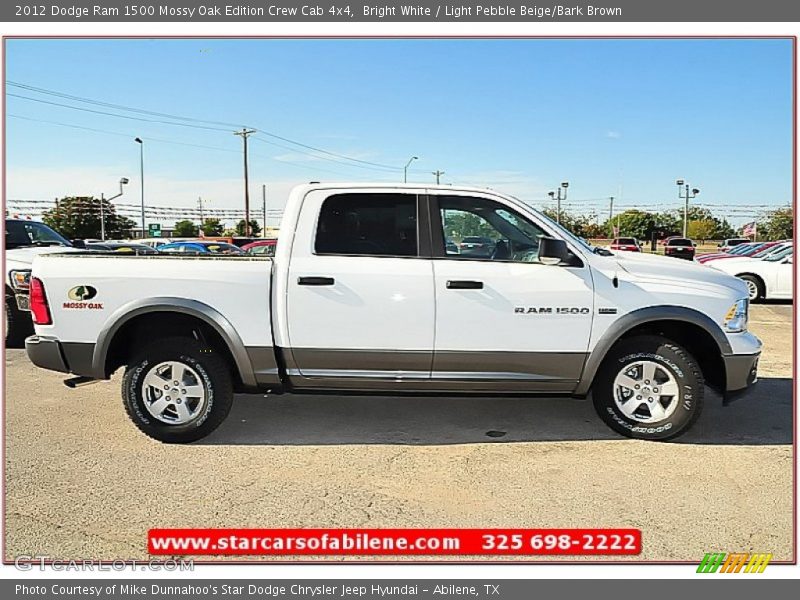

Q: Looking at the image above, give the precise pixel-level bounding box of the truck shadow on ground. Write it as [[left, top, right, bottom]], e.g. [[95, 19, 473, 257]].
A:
[[200, 376, 792, 446]]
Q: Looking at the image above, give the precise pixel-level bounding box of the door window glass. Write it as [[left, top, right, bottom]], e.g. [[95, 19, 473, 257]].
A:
[[439, 196, 547, 262], [315, 193, 418, 257]]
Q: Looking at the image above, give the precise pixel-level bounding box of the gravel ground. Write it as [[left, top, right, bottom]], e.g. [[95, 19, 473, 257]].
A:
[[3, 303, 793, 563]]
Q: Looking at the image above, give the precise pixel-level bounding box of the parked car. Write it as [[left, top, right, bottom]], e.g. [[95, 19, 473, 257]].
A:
[[137, 237, 181, 249], [4, 218, 74, 346], [459, 236, 495, 257], [708, 248, 793, 302], [697, 241, 781, 264], [718, 238, 751, 252], [445, 238, 460, 255], [663, 237, 696, 260], [25, 182, 760, 444], [204, 236, 264, 248], [86, 242, 159, 254], [241, 239, 277, 256], [157, 241, 244, 255], [610, 237, 642, 252]]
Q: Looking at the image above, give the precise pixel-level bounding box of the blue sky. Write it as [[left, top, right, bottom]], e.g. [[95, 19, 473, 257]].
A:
[[4, 38, 793, 226]]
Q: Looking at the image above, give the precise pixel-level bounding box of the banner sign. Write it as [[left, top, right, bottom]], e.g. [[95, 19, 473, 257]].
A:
[[4, 1, 800, 22]]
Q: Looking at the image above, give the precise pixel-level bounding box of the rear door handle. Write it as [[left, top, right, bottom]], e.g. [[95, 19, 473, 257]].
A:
[[446, 280, 483, 290], [298, 276, 335, 286]]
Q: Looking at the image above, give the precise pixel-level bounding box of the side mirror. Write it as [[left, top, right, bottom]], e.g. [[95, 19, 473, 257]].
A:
[[784, 256, 793, 264], [538, 237, 570, 266], [71, 239, 86, 249]]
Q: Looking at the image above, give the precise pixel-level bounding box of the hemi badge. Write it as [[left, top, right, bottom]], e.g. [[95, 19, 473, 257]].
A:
[[598, 308, 618, 315]]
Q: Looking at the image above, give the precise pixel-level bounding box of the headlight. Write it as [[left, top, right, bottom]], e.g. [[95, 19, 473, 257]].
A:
[[723, 298, 749, 333], [9, 269, 31, 291]]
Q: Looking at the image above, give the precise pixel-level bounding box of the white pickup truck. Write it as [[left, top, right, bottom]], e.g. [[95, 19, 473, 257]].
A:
[[25, 183, 761, 443]]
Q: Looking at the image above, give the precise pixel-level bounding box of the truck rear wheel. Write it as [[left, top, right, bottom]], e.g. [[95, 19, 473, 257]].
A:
[[592, 335, 704, 441], [122, 336, 233, 443]]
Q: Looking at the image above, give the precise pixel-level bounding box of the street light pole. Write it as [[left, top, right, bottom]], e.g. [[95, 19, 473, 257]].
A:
[[101, 178, 128, 241], [676, 179, 700, 237], [403, 156, 418, 183], [134, 138, 144, 238]]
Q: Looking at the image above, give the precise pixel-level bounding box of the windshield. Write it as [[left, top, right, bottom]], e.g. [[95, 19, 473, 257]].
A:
[[764, 246, 793, 262], [5, 220, 71, 249]]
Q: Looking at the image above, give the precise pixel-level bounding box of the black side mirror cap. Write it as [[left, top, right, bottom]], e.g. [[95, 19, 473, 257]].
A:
[[71, 239, 86, 248], [538, 236, 571, 266]]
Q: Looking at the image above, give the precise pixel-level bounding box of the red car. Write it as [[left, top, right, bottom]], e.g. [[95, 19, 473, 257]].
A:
[[610, 237, 642, 252], [663, 237, 696, 260], [696, 241, 778, 264], [241, 239, 277, 256]]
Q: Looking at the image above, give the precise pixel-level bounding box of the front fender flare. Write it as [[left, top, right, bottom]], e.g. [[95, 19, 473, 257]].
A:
[[574, 305, 731, 396]]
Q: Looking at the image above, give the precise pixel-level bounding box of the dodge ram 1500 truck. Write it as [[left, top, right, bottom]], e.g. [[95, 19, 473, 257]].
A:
[[24, 183, 761, 443]]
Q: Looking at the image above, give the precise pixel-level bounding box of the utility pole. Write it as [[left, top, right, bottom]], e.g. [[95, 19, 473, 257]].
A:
[[608, 196, 614, 222], [262, 184, 267, 233], [100, 193, 105, 241], [432, 170, 445, 185], [198, 196, 204, 225], [134, 138, 144, 238], [234, 128, 257, 236]]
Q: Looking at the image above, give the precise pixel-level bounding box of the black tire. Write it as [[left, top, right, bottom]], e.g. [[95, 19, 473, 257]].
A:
[[592, 335, 704, 441], [5, 293, 33, 348], [738, 274, 765, 303], [122, 336, 234, 443]]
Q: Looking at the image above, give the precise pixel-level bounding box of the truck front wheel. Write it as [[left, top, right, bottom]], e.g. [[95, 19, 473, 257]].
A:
[[592, 335, 704, 441], [122, 337, 234, 443]]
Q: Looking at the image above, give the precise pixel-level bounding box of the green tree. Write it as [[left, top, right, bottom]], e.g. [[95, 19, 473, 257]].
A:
[[173, 220, 199, 237], [42, 196, 136, 240], [758, 207, 793, 241], [687, 218, 717, 242], [235, 219, 262, 236], [442, 210, 497, 241], [200, 218, 224, 237], [602, 209, 657, 240]]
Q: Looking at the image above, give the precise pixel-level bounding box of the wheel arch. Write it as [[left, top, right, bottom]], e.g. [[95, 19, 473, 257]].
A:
[[735, 272, 766, 298], [93, 297, 258, 387], [575, 306, 731, 396]]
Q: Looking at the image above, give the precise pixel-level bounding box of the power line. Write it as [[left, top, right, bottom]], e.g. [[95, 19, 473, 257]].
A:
[[8, 80, 419, 173]]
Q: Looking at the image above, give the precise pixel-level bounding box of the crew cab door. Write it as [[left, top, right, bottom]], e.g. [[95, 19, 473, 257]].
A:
[[430, 192, 594, 391], [285, 189, 435, 385]]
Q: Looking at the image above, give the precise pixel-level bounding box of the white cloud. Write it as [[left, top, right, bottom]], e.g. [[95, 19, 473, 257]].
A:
[[606, 130, 622, 139]]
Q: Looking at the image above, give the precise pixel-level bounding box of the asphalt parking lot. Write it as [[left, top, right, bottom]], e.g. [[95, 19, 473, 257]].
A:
[[3, 303, 794, 563]]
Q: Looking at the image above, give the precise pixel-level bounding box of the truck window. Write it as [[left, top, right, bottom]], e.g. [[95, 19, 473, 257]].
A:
[[315, 193, 418, 257], [437, 196, 547, 262]]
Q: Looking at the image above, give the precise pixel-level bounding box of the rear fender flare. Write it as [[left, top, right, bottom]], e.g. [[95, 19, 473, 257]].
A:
[[92, 297, 257, 386]]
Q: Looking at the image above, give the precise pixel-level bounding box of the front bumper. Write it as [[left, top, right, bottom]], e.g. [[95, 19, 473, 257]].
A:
[[721, 352, 760, 404], [25, 335, 96, 378]]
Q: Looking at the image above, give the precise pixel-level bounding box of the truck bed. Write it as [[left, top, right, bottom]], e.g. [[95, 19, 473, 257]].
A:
[[31, 252, 274, 348]]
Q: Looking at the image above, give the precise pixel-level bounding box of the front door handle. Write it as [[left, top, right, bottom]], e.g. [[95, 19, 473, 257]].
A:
[[446, 280, 483, 290], [298, 276, 335, 286]]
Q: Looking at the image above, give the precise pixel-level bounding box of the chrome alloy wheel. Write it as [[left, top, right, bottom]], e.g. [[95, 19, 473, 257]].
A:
[[744, 278, 759, 301], [612, 360, 680, 423], [141, 361, 207, 425]]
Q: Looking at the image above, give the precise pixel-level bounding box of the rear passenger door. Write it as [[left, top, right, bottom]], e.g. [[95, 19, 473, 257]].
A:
[[285, 189, 435, 385]]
